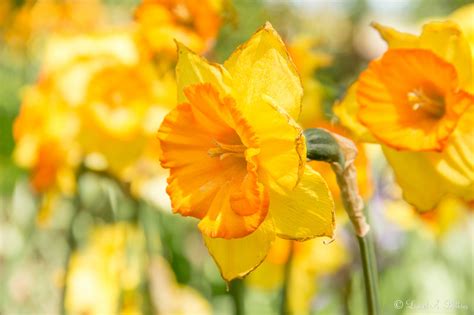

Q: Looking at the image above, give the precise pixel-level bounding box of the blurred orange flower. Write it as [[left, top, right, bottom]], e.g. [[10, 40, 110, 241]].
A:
[[14, 29, 176, 192], [13, 80, 79, 195], [0, 0, 103, 49], [135, 0, 225, 56]]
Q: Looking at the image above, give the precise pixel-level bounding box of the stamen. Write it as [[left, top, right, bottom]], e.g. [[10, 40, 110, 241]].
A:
[[407, 88, 445, 118], [208, 140, 246, 160]]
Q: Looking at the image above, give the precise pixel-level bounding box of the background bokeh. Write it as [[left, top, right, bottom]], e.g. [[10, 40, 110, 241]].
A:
[[0, 1, 473, 314]]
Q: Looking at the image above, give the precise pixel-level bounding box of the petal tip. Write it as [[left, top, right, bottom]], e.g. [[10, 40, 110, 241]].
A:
[[371, 21, 392, 38], [370, 21, 380, 29], [263, 21, 274, 31], [176, 40, 192, 55]]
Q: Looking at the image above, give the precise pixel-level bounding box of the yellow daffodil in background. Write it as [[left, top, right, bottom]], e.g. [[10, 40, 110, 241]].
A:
[[386, 196, 471, 239], [13, 27, 177, 210], [286, 238, 347, 314], [247, 237, 348, 314], [12, 29, 174, 221], [148, 256, 212, 315], [158, 22, 335, 281], [335, 19, 474, 211], [65, 223, 211, 315], [65, 223, 145, 315], [287, 36, 332, 129], [135, 0, 226, 57], [13, 79, 79, 195], [45, 30, 173, 178], [418, 197, 471, 237], [0, 0, 103, 50]]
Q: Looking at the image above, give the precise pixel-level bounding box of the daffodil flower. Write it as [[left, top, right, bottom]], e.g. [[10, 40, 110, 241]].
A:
[[334, 20, 474, 210], [158, 22, 335, 281]]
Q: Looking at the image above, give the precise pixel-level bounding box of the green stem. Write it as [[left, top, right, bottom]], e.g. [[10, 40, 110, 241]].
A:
[[303, 128, 380, 315], [138, 205, 156, 315], [229, 279, 245, 315], [280, 242, 294, 315], [60, 195, 81, 315], [357, 232, 380, 315], [60, 232, 73, 315], [334, 168, 380, 315], [332, 162, 380, 315]]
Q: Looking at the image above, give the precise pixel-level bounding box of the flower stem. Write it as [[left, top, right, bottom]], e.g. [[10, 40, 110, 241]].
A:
[[304, 128, 380, 315], [356, 232, 380, 315], [60, 193, 81, 315], [332, 161, 380, 315], [229, 279, 245, 315], [280, 242, 294, 315]]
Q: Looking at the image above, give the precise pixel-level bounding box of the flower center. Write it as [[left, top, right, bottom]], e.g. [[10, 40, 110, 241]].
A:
[[407, 87, 445, 118], [208, 140, 246, 160]]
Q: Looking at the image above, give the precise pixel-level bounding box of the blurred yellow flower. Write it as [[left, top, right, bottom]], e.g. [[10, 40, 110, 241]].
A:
[[158, 23, 335, 281], [247, 237, 348, 313], [65, 223, 211, 315], [288, 36, 332, 128], [0, 0, 103, 49], [385, 195, 471, 239], [148, 256, 212, 315], [65, 223, 145, 315], [419, 197, 471, 237], [13, 80, 79, 195], [14, 29, 176, 194], [135, 0, 225, 56], [335, 21, 474, 211]]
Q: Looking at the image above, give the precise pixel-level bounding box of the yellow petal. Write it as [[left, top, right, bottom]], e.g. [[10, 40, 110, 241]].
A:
[[449, 4, 474, 49], [224, 22, 303, 120], [373, 21, 473, 93], [383, 108, 474, 210], [203, 217, 275, 281], [420, 197, 470, 237], [428, 108, 474, 200], [333, 83, 377, 143], [254, 99, 306, 190], [383, 146, 445, 211], [176, 42, 232, 103], [269, 166, 335, 240], [419, 21, 473, 91], [372, 22, 419, 48]]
